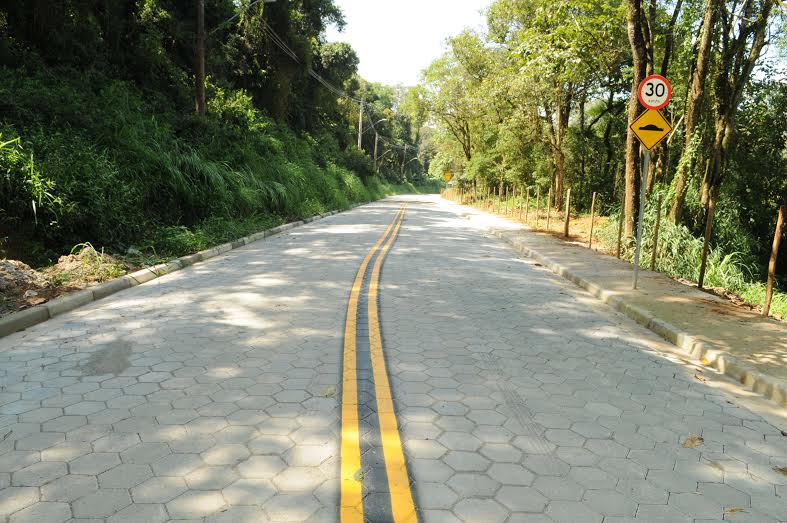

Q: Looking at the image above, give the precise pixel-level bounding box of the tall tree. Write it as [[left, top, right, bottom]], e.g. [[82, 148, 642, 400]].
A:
[[697, 0, 779, 286], [624, 0, 651, 236]]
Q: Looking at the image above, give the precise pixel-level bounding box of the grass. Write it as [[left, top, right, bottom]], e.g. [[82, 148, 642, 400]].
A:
[[596, 193, 787, 321]]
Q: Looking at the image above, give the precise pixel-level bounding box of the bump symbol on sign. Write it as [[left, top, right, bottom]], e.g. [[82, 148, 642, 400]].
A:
[[630, 109, 673, 151]]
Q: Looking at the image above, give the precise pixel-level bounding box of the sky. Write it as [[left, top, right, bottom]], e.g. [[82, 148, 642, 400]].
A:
[[325, 0, 491, 87]]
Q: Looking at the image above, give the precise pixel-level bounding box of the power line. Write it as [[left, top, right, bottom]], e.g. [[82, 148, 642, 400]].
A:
[[257, 19, 417, 154]]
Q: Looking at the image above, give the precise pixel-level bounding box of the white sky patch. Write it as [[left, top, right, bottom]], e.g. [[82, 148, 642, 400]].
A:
[[325, 0, 491, 87]]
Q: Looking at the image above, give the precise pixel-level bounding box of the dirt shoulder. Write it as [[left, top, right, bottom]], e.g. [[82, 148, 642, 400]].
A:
[[1, 245, 139, 317]]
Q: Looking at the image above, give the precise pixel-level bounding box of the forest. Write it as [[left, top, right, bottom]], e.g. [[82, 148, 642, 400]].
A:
[[0, 0, 431, 270], [414, 0, 787, 317]]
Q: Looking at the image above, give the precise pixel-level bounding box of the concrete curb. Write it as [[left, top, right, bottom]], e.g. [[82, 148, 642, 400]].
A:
[[487, 227, 787, 407], [0, 208, 352, 339]]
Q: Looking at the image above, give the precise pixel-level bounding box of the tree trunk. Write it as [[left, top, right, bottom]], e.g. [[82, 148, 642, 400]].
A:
[[670, 0, 717, 222], [195, 0, 206, 116], [624, 0, 649, 237]]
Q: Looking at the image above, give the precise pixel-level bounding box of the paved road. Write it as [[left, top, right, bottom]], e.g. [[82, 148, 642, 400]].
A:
[[0, 196, 785, 523]]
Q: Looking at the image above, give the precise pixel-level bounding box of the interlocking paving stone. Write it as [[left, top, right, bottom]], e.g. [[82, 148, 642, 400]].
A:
[[0, 197, 784, 522]]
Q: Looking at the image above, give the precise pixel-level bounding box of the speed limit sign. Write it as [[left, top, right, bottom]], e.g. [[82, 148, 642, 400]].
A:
[[638, 75, 671, 110]]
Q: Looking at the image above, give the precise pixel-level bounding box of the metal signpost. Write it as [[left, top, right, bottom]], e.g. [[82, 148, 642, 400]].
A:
[[630, 75, 672, 289]]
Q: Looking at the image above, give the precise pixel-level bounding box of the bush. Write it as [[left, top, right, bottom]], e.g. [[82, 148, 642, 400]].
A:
[[0, 64, 403, 265]]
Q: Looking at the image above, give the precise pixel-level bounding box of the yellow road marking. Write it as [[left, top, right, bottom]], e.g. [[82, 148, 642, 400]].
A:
[[341, 206, 405, 523], [367, 205, 418, 523]]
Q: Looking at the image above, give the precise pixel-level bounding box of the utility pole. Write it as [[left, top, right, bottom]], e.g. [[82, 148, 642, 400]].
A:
[[357, 101, 364, 150], [400, 145, 407, 179], [374, 133, 379, 172], [195, 0, 206, 115]]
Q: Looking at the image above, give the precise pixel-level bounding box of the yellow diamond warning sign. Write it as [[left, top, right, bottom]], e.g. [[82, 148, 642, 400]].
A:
[[443, 171, 454, 182], [630, 109, 672, 150]]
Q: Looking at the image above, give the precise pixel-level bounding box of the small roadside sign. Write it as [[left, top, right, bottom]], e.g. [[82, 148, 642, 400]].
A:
[[638, 74, 672, 110], [630, 109, 673, 151], [443, 171, 454, 182]]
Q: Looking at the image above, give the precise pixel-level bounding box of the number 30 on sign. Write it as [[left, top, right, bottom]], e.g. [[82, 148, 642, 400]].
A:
[[638, 75, 671, 110]]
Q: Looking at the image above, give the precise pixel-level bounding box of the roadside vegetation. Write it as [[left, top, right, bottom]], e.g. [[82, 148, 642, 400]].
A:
[[0, 2, 438, 314], [417, 0, 786, 318]]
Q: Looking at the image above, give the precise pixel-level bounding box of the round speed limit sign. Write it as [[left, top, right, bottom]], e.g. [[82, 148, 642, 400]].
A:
[[638, 75, 672, 110]]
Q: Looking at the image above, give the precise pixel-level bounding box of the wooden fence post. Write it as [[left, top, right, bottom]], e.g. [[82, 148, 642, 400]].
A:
[[519, 187, 525, 221], [763, 204, 785, 317], [563, 188, 571, 238], [535, 188, 541, 228], [616, 195, 624, 259], [650, 193, 663, 271], [546, 187, 552, 231], [698, 196, 717, 289], [588, 192, 597, 249], [524, 188, 530, 223]]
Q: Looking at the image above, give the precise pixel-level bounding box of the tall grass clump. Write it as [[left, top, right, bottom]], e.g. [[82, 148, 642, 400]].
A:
[[597, 188, 787, 318], [0, 65, 410, 265]]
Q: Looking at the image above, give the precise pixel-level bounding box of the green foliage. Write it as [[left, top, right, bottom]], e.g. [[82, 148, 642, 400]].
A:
[[0, 62, 403, 265], [597, 188, 787, 318]]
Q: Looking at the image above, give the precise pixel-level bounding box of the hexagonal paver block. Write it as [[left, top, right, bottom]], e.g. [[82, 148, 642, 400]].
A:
[[0, 452, 39, 472], [273, 467, 325, 491], [41, 474, 98, 502], [202, 444, 250, 466], [223, 478, 276, 505], [120, 442, 171, 464], [107, 503, 168, 523], [263, 492, 321, 522], [98, 463, 153, 488], [71, 489, 132, 518], [9, 501, 70, 523], [443, 451, 490, 472], [533, 476, 585, 501], [454, 498, 508, 523], [11, 461, 66, 486], [415, 482, 458, 510], [496, 485, 548, 512], [488, 463, 535, 486], [584, 489, 638, 517], [238, 455, 287, 479], [249, 434, 294, 455], [186, 465, 239, 490], [446, 473, 501, 497], [166, 490, 226, 519], [439, 432, 482, 452], [151, 452, 204, 476], [546, 501, 603, 523], [131, 476, 188, 503], [284, 445, 334, 467], [70, 452, 121, 475], [0, 487, 39, 517]]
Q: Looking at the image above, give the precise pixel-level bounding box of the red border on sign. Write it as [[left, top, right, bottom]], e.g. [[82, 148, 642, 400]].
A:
[[638, 74, 672, 110]]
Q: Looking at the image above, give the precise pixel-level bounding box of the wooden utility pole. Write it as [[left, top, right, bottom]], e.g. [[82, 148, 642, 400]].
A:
[[374, 133, 379, 171], [357, 102, 364, 150], [563, 188, 571, 238], [763, 204, 785, 317], [195, 0, 206, 115], [588, 192, 597, 249]]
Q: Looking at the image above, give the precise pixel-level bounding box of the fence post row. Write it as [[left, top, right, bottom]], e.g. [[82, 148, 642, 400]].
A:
[[763, 204, 785, 317]]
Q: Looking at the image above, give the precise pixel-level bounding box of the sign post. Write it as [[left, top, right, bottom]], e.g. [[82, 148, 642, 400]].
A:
[[630, 75, 672, 289]]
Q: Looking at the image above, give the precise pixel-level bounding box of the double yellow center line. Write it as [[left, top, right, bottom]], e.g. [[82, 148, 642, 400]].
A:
[[340, 204, 417, 523]]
